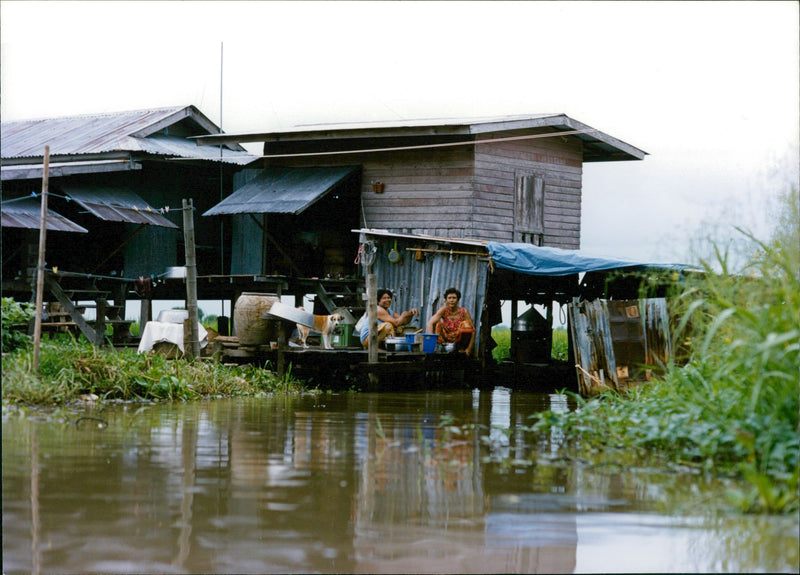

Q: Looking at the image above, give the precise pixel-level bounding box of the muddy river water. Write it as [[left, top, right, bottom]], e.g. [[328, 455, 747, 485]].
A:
[[3, 389, 798, 574]]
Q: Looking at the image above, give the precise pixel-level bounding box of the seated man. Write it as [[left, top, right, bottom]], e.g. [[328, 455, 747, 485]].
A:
[[426, 287, 475, 356], [360, 289, 418, 349]]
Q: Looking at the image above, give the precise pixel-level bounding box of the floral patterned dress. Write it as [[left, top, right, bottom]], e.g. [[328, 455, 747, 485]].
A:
[[437, 307, 473, 344]]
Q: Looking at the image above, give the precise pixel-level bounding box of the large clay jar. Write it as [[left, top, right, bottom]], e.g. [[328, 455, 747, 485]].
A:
[[233, 293, 279, 346]]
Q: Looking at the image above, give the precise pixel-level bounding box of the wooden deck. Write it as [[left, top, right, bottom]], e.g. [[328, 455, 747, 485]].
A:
[[206, 336, 482, 390]]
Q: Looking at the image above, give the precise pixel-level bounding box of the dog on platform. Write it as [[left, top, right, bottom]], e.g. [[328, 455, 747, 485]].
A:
[[296, 308, 344, 350]]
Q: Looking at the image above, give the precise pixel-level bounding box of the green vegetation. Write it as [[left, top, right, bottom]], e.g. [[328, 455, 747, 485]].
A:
[[534, 188, 800, 514], [2, 338, 305, 404], [2, 297, 35, 353], [551, 328, 568, 361], [491, 325, 568, 362]]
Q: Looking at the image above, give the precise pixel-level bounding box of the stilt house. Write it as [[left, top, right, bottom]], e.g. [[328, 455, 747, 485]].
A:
[[196, 114, 652, 366], [1, 106, 253, 342]]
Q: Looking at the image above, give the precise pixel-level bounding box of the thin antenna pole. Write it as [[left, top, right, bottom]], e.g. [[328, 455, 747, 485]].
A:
[[219, 41, 226, 318]]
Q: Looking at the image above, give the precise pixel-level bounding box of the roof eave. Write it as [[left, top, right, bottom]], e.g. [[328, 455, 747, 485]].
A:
[[192, 113, 647, 162]]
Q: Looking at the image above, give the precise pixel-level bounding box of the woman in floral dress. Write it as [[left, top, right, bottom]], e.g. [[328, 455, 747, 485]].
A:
[[426, 287, 475, 356]]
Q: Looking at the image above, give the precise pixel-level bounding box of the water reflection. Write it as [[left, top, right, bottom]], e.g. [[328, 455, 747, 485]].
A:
[[3, 390, 798, 574]]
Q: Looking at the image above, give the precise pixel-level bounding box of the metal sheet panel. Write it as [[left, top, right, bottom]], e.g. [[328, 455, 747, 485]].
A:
[[1, 198, 88, 232], [568, 298, 672, 397], [192, 113, 647, 162], [203, 166, 358, 216], [367, 233, 489, 347], [137, 135, 253, 165], [61, 186, 178, 228], [2, 107, 188, 158], [1, 106, 252, 163], [1, 159, 141, 181]]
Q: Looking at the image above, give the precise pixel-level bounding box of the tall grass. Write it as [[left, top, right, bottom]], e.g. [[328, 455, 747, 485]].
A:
[[535, 188, 799, 514], [2, 338, 306, 404]]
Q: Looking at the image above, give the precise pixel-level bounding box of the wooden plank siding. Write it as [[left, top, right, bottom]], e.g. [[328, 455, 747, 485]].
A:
[[360, 147, 474, 237], [473, 136, 583, 248], [260, 131, 584, 246]]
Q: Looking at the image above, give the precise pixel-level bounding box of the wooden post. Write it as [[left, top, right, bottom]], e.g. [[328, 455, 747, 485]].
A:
[[366, 273, 378, 365], [32, 146, 50, 371], [140, 297, 152, 327], [95, 298, 107, 345], [276, 320, 288, 379], [182, 199, 200, 359]]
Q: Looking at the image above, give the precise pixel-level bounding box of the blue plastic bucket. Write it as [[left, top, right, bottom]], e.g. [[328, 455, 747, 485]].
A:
[[418, 333, 438, 354]]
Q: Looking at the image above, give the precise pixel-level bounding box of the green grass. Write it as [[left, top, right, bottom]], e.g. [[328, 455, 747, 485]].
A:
[[2, 338, 306, 404], [534, 188, 800, 514], [491, 325, 568, 362]]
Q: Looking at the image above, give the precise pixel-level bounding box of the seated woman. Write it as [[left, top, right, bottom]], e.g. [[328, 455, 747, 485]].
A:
[[360, 288, 419, 348], [426, 287, 475, 357]]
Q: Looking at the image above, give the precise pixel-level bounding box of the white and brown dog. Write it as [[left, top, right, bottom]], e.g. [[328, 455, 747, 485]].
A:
[[296, 307, 344, 350]]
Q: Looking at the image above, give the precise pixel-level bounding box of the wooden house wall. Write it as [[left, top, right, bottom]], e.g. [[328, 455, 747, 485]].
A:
[[262, 133, 583, 247], [265, 147, 476, 239], [473, 135, 583, 248], [358, 147, 475, 238]]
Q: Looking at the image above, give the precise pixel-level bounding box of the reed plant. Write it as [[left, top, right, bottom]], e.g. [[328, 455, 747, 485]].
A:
[[2, 337, 306, 404], [535, 188, 799, 514]]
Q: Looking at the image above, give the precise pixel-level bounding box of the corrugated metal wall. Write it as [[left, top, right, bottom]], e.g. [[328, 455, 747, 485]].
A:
[[568, 297, 671, 396], [230, 170, 265, 274], [368, 235, 488, 345]]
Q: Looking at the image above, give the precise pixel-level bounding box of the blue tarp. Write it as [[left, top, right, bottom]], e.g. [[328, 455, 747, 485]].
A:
[[487, 242, 687, 276]]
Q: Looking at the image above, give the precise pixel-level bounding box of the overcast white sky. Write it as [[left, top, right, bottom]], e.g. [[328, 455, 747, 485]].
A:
[[2, 1, 798, 264]]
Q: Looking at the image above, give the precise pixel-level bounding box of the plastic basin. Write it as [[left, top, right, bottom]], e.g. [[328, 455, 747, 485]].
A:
[[416, 333, 438, 354], [265, 301, 315, 328]]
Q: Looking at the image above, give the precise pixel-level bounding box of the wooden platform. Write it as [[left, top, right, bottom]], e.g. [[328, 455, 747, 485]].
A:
[[204, 334, 481, 390]]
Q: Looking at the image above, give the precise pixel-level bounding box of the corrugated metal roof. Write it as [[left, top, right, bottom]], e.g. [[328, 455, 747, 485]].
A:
[[203, 166, 358, 216], [138, 135, 252, 164], [1, 106, 253, 165], [61, 186, 178, 228], [1, 159, 141, 181], [191, 113, 647, 162], [310, 113, 557, 128], [1, 198, 88, 232]]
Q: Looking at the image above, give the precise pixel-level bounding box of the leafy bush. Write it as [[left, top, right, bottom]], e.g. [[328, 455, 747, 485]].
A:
[[534, 188, 800, 514], [2, 297, 35, 353], [491, 326, 511, 362]]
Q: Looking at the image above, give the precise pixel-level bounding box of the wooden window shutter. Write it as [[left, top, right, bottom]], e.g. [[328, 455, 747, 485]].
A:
[[514, 174, 544, 244]]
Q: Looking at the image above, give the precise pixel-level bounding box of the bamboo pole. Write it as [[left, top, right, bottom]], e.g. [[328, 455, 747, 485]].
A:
[[32, 146, 50, 371], [182, 199, 200, 359]]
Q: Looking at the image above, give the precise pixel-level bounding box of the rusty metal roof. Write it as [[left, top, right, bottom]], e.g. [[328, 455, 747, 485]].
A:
[[203, 165, 358, 216], [1, 197, 88, 232], [1, 106, 253, 166], [61, 186, 178, 228]]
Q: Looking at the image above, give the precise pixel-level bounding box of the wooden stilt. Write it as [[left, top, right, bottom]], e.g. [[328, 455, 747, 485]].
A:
[[32, 146, 50, 371]]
